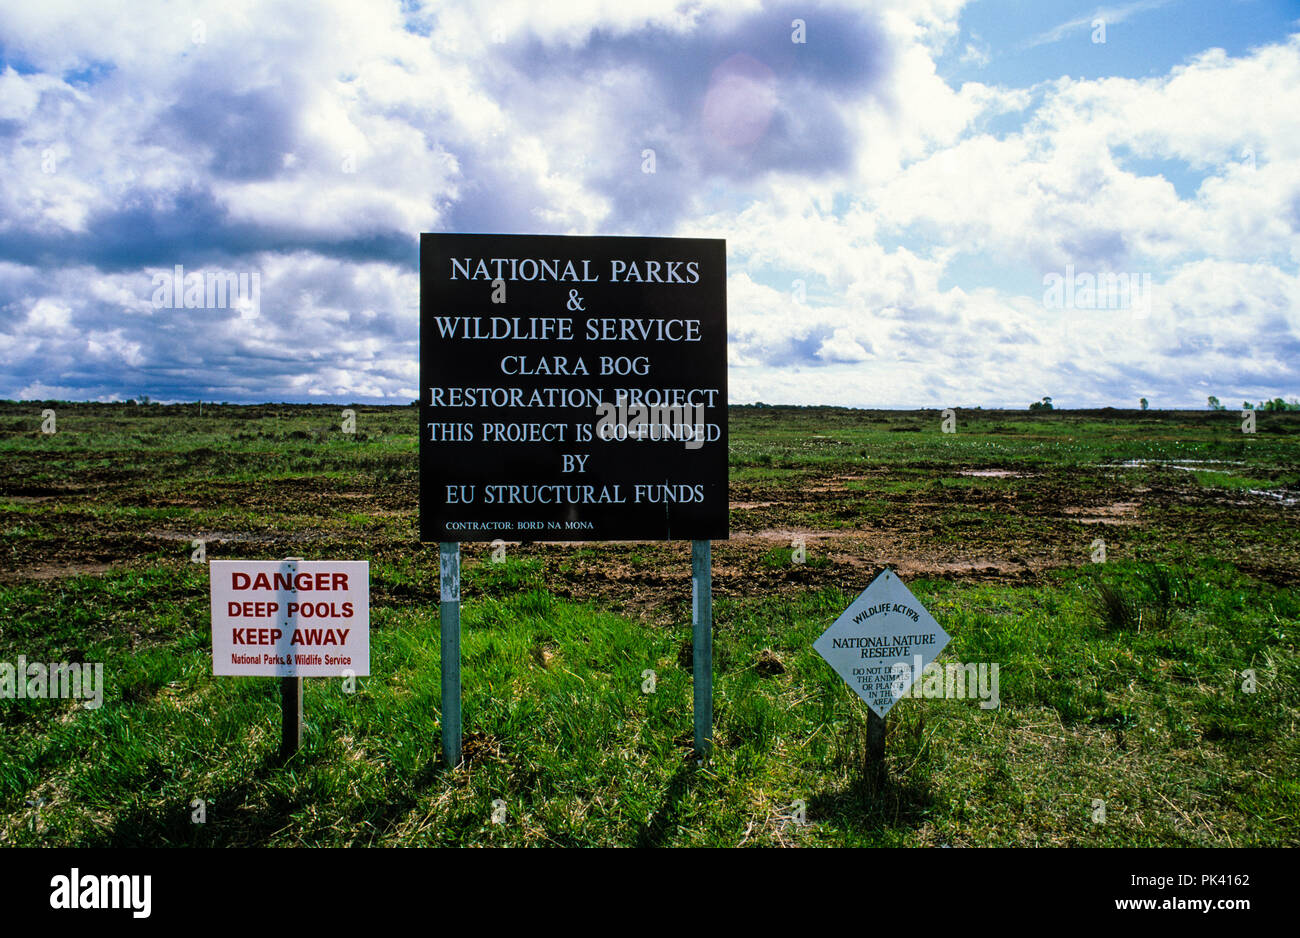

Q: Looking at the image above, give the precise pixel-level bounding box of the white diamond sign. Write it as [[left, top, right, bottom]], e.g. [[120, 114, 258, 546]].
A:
[[814, 568, 951, 718]]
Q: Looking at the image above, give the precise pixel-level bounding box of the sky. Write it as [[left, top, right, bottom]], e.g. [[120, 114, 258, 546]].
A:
[[1, 0, 1298, 408]]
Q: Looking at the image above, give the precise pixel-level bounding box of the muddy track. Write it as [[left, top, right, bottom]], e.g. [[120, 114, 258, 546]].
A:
[[2, 462, 1295, 606]]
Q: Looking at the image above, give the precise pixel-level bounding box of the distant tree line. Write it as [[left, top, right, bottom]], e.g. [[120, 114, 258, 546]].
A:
[[1209, 396, 1299, 411], [1021, 395, 1299, 412]]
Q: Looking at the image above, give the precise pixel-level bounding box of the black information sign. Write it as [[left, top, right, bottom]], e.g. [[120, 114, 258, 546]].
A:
[[420, 233, 728, 542]]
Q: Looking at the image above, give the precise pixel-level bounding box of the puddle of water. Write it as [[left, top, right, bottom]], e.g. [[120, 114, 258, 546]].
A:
[[1248, 489, 1298, 507], [1102, 459, 1246, 472]]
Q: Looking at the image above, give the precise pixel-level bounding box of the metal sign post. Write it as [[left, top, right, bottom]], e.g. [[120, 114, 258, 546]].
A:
[[440, 542, 462, 767], [280, 674, 303, 759], [865, 709, 886, 785], [692, 540, 713, 760]]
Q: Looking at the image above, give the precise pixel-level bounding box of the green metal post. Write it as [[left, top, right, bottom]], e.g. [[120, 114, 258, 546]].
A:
[[440, 542, 461, 767], [692, 539, 713, 760]]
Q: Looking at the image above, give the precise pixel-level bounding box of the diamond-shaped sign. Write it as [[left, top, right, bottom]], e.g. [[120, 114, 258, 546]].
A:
[[814, 567, 951, 717]]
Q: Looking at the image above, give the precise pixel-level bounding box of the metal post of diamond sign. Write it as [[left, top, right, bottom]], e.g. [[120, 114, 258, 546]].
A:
[[440, 542, 462, 767], [692, 539, 713, 760], [865, 709, 886, 784]]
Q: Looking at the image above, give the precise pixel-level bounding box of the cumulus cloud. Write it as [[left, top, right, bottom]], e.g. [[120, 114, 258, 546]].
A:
[[0, 0, 1295, 406]]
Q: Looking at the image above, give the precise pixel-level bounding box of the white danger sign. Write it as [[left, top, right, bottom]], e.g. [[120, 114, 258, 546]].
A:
[[210, 560, 369, 677], [814, 567, 950, 718]]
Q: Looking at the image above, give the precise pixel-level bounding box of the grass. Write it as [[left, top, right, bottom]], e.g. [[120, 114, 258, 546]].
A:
[[1191, 469, 1298, 491], [0, 555, 1295, 846], [0, 402, 1297, 846]]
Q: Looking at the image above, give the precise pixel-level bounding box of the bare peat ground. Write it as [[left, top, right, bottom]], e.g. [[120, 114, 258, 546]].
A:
[[1, 402, 1295, 623]]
